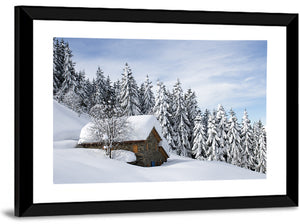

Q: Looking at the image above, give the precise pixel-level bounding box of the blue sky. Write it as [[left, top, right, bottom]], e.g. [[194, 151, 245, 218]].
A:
[[61, 38, 267, 124]]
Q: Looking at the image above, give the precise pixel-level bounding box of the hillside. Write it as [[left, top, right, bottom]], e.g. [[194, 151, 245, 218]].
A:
[[53, 100, 90, 141], [53, 100, 266, 184]]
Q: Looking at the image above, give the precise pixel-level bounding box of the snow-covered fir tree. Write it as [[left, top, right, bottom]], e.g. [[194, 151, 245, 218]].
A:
[[253, 120, 267, 173], [202, 109, 210, 136], [94, 66, 107, 105], [142, 75, 155, 114], [139, 83, 145, 114], [74, 70, 87, 109], [104, 75, 117, 114], [184, 88, 199, 150], [153, 82, 164, 115], [154, 81, 176, 152], [172, 79, 191, 157], [90, 78, 97, 108], [215, 104, 228, 161], [206, 113, 219, 161], [53, 38, 65, 94], [257, 125, 267, 173], [119, 63, 141, 116], [53, 38, 93, 113], [241, 109, 254, 169], [191, 114, 208, 160], [166, 87, 178, 152], [227, 109, 243, 166], [113, 79, 121, 109], [62, 88, 82, 114], [56, 42, 77, 102], [82, 78, 94, 113]]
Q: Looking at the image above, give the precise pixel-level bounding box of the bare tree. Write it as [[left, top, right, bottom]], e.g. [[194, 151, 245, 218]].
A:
[[89, 104, 129, 158]]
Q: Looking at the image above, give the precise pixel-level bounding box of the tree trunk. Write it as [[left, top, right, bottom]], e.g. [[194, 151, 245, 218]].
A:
[[109, 145, 112, 159]]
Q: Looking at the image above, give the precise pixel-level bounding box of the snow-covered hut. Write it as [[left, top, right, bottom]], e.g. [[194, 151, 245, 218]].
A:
[[78, 115, 169, 167]]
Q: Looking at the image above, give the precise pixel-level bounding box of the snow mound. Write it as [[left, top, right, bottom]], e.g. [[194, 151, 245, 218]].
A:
[[53, 100, 89, 141], [78, 122, 100, 144], [111, 150, 136, 163]]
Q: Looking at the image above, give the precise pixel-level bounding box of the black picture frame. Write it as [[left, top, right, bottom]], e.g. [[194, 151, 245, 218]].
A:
[[15, 5, 298, 217]]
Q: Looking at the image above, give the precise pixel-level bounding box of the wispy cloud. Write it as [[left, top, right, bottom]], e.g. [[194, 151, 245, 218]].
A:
[[64, 38, 267, 123]]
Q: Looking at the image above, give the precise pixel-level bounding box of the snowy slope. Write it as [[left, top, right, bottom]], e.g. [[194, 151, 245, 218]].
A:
[[54, 145, 265, 184], [53, 101, 266, 184], [53, 100, 90, 141]]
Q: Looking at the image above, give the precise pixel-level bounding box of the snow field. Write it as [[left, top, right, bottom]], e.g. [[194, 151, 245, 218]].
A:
[[53, 100, 266, 184], [54, 140, 265, 184]]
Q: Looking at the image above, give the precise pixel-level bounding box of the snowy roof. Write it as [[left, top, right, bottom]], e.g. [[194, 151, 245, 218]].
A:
[[125, 115, 163, 141], [78, 115, 170, 155]]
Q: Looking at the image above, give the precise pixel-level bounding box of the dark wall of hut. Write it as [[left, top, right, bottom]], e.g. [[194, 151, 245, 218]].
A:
[[116, 131, 167, 167]]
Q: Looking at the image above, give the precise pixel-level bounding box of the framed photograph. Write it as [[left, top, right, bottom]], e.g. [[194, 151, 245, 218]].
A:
[[15, 6, 298, 216]]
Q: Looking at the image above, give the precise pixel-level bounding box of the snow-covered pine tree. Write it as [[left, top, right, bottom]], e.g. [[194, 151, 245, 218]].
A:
[[154, 81, 176, 152], [241, 109, 254, 169], [142, 75, 155, 114], [91, 74, 117, 118], [113, 79, 121, 109], [164, 86, 179, 153], [53, 39, 60, 93], [69, 70, 86, 113], [76, 70, 86, 96], [184, 88, 199, 151], [103, 75, 116, 114], [90, 78, 97, 109], [62, 88, 82, 114], [119, 63, 141, 116], [215, 104, 229, 161], [53, 38, 67, 95], [53, 38, 62, 94], [153, 81, 163, 117], [191, 114, 208, 160], [257, 125, 267, 173], [56, 42, 77, 102], [172, 79, 191, 157], [253, 120, 267, 173], [202, 109, 210, 136], [82, 78, 94, 113], [252, 121, 260, 170], [206, 113, 219, 161], [94, 66, 106, 105], [165, 88, 176, 137], [139, 83, 145, 114], [227, 109, 243, 166]]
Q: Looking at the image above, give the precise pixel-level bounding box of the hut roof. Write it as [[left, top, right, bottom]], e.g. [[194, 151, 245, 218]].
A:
[[125, 115, 163, 141]]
